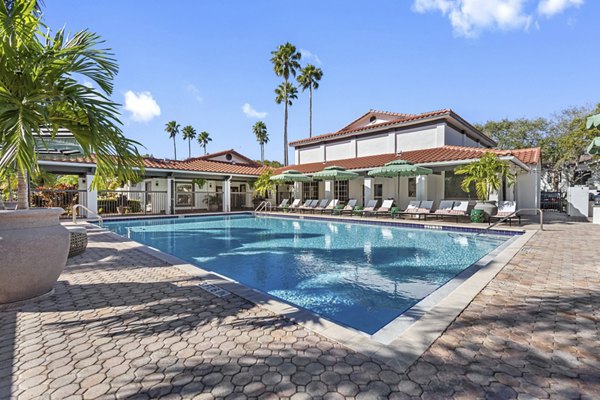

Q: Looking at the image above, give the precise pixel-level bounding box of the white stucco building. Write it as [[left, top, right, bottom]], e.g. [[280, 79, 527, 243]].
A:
[[277, 109, 541, 213]]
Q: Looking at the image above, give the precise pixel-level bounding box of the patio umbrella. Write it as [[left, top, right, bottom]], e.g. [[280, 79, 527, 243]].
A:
[[270, 169, 312, 183], [311, 165, 359, 181], [368, 159, 433, 204], [586, 113, 600, 129], [586, 114, 600, 155]]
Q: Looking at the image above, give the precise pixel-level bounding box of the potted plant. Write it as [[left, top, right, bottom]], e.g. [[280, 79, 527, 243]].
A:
[[454, 152, 515, 219], [0, 1, 142, 304], [203, 194, 222, 212]]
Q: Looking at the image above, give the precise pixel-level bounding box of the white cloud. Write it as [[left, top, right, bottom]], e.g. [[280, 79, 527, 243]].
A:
[[538, 0, 583, 17], [242, 103, 267, 119], [185, 84, 203, 103], [299, 48, 322, 65], [413, 0, 531, 37], [124, 90, 161, 123], [412, 0, 582, 37]]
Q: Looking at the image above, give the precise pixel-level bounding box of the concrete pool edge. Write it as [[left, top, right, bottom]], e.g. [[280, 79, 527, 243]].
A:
[[88, 219, 535, 373]]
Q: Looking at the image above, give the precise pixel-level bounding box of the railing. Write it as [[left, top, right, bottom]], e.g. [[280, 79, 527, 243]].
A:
[[30, 189, 87, 218], [72, 205, 103, 227], [98, 190, 168, 217], [484, 208, 543, 232], [254, 200, 272, 215]]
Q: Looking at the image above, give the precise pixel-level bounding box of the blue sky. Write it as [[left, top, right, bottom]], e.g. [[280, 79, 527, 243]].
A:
[[43, 1, 598, 164]]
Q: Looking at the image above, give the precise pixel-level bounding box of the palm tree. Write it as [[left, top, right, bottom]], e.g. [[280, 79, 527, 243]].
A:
[[181, 125, 197, 159], [197, 131, 212, 155], [164, 121, 180, 160], [297, 64, 323, 138], [252, 122, 269, 165], [0, 0, 141, 209], [270, 42, 301, 166]]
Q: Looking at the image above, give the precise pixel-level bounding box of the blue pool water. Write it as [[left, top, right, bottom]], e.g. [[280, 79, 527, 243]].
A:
[[103, 214, 510, 334]]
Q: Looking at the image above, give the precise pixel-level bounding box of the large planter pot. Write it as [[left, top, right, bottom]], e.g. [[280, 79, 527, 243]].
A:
[[473, 201, 498, 218], [0, 208, 69, 304]]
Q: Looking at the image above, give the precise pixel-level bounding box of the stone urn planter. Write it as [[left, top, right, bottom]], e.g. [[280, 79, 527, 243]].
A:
[[473, 200, 498, 219], [0, 208, 69, 304]]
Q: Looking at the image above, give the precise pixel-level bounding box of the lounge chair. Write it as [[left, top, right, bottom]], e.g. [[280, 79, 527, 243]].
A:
[[275, 198, 289, 211], [358, 200, 380, 217], [398, 200, 433, 220], [298, 200, 319, 214], [373, 199, 395, 218], [429, 200, 454, 220], [394, 200, 420, 219], [489, 201, 521, 226], [284, 199, 301, 212], [319, 199, 339, 214], [441, 200, 470, 222], [336, 199, 358, 215], [311, 199, 331, 213], [290, 200, 314, 211]]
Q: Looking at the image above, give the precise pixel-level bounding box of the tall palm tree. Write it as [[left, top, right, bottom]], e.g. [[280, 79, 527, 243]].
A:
[[297, 64, 323, 138], [252, 121, 269, 165], [270, 42, 301, 166], [164, 121, 180, 160], [197, 131, 212, 155], [0, 0, 142, 209], [181, 125, 197, 159]]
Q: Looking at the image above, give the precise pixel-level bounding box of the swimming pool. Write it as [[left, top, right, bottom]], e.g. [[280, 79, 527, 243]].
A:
[[103, 214, 511, 334]]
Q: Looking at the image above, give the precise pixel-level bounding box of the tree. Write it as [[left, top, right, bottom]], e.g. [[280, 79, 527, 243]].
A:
[[297, 64, 323, 138], [164, 121, 180, 160], [252, 121, 269, 165], [454, 152, 515, 201], [256, 160, 283, 168], [253, 169, 275, 198], [0, 0, 142, 209], [270, 42, 301, 166], [197, 131, 212, 155], [275, 82, 298, 160], [476, 118, 549, 150], [182, 125, 197, 159]]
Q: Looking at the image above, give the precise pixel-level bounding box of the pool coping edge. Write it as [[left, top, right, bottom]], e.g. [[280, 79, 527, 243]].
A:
[[87, 221, 535, 373]]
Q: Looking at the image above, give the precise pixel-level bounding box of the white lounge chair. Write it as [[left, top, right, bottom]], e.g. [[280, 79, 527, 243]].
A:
[[489, 201, 521, 226], [275, 198, 289, 211], [311, 199, 331, 213], [319, 199, 339, 214], [357, 200, 379, 217], [338, 199, 358, 215], [285, 199, 301, 212], [297, 199, 317, 213], [373, 199, 395, 218]]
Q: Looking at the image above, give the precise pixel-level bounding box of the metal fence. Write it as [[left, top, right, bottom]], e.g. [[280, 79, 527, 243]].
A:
[[541, 191, 564, 212], [98, 190, 168, 216], [30, 189, 88, 218]]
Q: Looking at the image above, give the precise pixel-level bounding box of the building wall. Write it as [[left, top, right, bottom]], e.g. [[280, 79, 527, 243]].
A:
[[515, 163, 541, 214], [327, 140, 354, 161], [295, 123, 486, 164]]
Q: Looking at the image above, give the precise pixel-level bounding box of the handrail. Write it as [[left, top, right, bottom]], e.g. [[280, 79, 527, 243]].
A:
[[72, 204, 103, 227], [484, 208, 543, 232], [254, 200, 272, 215]]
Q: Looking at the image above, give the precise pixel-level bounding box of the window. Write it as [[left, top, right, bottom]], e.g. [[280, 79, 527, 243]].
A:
[[444, 170, 475, 199], [334, 181, 349, 203], [374, 184, 383, 202], [302, 182, 319, 200], [175, 182, 194, 206], [408, 177, 417, 198]]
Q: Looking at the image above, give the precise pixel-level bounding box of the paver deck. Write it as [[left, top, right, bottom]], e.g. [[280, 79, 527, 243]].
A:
[[1, 219, 598, 399]]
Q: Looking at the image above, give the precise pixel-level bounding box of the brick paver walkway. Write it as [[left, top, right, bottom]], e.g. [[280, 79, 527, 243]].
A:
[[1, 222, 598, 399]]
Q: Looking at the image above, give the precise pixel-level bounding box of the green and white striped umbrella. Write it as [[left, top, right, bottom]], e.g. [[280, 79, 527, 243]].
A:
[[270, 169, 312, 183], [311, 166, 359, 181], [368, 159, 433, 178], [586, 113, 600, 129]]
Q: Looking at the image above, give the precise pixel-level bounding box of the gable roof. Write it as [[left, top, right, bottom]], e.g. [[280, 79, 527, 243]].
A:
[[188, 149, 259, 166], [289, 109, 494, 147], [275, 146, 541, 174]]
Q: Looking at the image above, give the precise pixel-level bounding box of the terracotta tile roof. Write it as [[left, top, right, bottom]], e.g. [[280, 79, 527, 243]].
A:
[[337, 110, 416, 132], [290, 109, 453, 146], [275, 146, 541, 174], [39, 152, 267, 176]]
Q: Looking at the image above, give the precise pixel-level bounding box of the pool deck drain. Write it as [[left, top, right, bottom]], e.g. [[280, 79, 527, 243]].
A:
[[1, 215, 598, 399]]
